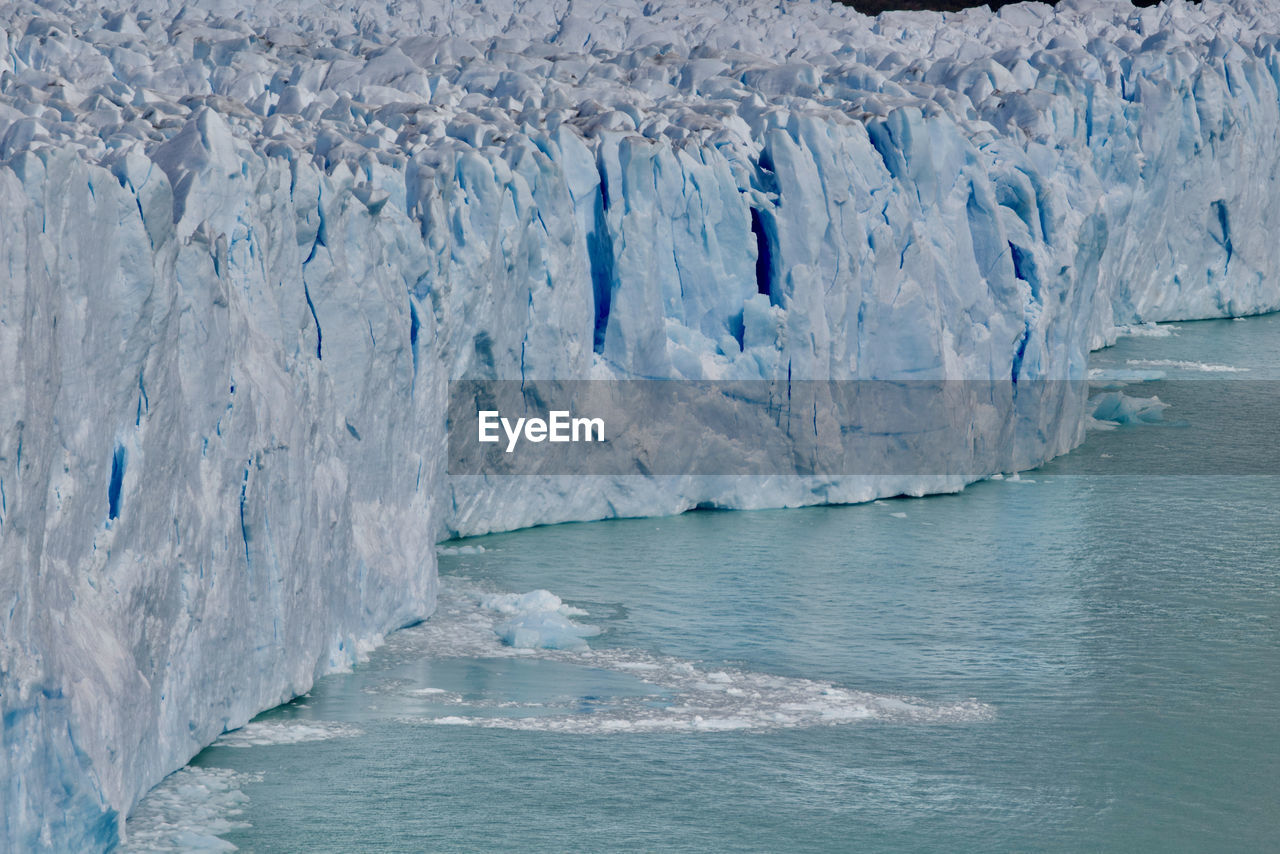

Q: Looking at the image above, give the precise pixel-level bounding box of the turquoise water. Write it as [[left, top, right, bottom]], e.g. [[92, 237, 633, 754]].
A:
[[128, 316, 1280, 852]]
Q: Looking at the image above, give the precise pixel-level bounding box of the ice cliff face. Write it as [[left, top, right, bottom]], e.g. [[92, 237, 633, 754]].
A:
[[3, 0, 1280, 846]]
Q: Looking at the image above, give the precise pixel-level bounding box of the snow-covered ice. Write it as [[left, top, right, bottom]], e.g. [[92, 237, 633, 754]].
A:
[[3, 0, 1280, 846]]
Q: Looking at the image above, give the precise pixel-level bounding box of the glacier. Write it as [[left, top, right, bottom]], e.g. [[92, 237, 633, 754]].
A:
[[2, 0, 1280, 847]]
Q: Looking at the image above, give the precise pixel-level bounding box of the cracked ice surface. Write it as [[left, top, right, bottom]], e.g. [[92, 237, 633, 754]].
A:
[[3, 0, 1280, 847]]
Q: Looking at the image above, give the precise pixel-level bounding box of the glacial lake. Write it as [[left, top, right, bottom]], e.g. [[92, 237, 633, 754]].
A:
[[127, 314, 1280, 852]]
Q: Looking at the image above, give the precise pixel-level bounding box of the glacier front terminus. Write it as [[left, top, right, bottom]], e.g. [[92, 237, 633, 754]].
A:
[[3, 0, 1280, 847]]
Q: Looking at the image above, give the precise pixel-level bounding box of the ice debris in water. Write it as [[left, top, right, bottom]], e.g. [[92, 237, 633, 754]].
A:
[[213, 720, 362, 748], [1113, 323, 1178, 339], [120, 767, 262, 853], [480, 590, 600, 651], [1088, 391, 1170, 428], [438, 545, 488, 556], [1088, 367, 1168, 387], [1126, 359, 1249, 373], [388, 581, 994, 733]]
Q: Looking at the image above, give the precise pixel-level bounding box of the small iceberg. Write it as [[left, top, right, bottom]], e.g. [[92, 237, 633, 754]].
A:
[[1087, 391, 1170, 429], [437, 544, 487, 556], [480, 590, 600, 651]]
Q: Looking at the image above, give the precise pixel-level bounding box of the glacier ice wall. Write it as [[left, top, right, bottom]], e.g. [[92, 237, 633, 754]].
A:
[[3, 0, 1280, 846]]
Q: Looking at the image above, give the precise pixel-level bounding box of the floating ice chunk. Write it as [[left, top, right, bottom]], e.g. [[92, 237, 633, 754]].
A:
[[437, 545, 487, 556], [1088, 367, 1167, 387], [494, 611, 602, 651], [392, 580, 993, 733], [480, 589, 600, 650], [479, 590, 559, 614], [1113, 323, 1178, 339], [1088, 391, 1170, 427], [1126, 359, 1248, 373], [479, 589, 585, 617], [213, 721, 361, 748], [122, 767, 262, 852]]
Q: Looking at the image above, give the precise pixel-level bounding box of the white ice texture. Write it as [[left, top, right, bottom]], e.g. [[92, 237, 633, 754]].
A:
[[1088, 390, 1170, 426], [3, 0, 1280, 847], [480, 590, 600, 650]]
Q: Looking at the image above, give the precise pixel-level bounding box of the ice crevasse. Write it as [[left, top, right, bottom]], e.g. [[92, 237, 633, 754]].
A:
[[2, 0, 1280, 846]]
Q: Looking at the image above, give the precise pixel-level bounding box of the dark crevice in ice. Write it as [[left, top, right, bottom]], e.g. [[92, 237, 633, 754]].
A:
[[107, 445, 126, 522], [751, 207, 777, 303], [588, 160, 615, 355], [239, 465, 251, 570], [1211, 199, 1233, 266], [303, 282, 322, 360], [409, 300, 420, 382]]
